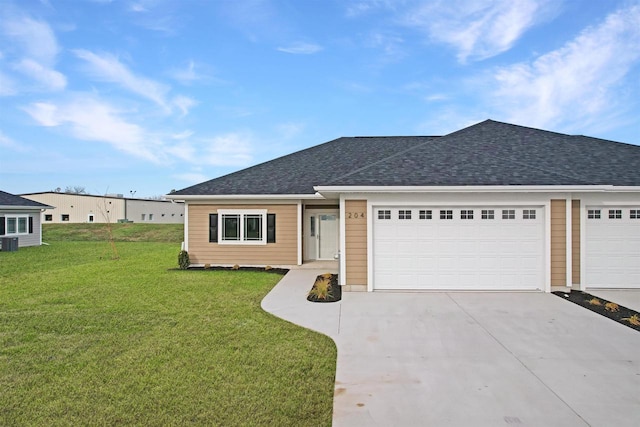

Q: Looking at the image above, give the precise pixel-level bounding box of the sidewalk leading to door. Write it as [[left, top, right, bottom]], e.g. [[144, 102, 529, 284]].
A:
[[261, 268, 341, 338]]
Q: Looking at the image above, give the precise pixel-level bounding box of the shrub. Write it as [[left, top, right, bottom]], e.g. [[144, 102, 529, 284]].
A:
[[178, 250, 190, 270], [308, 277, 332, 301]]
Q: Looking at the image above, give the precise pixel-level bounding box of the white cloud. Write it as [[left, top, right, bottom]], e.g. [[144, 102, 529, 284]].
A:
[[172, 95, 197, 117], [200, 133, 253, 166], [13, 58, 66, 91], [490, 3, 640, 131], [163, 131, 255, 167], [277, 42, 323, 55], [2, 16, 60, 64], [403, 0, 557, 62], [425, 94, 449, 102], [23, 97, 161, 162], [129, 3, 147, 12], [171, 130, 194, 140], [345, 0, 398, 17], [21, 94, 255, 169], [364, 31, 405, 60], [1, 14, 67, 93], [170, 60, 200, 84], [73, 49, 171, 110]]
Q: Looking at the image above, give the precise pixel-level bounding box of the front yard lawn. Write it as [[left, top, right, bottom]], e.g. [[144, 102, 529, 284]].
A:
[[0, 242, 335, 426]]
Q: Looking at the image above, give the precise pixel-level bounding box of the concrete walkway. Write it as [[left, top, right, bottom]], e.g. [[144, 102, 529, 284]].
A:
[[262, 272, 640, 427]]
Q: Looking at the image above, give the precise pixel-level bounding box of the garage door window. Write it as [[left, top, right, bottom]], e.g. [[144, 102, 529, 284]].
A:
[[378, 210, 391, 220], [608, 209, 622, 219], [588, 209, 601, 219], [460, 210, 474, 219], [631, 210, 639, 219], [419, 210, 432, 220], [523, 209, 536, 219], [439, 210, 453, 220], [481, 209, 494, 219], [502, 209, 515, 219], [398, 210, 412, 220]]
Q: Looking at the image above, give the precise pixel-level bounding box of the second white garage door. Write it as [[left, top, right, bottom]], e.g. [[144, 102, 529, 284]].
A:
[[373, 206, 545, 290], [585, 206, 640, 289]]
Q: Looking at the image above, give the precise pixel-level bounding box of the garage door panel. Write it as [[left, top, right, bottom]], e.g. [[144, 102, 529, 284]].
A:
[[373, 205, 544, 291], [458, 240, 479, 254]]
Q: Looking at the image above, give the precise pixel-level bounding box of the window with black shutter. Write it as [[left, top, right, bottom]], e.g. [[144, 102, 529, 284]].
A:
[[209, 213, 218, 242], [267, 214, 276, 243]]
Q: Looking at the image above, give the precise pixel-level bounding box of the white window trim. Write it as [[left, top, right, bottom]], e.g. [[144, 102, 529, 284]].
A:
[[217, 209, 268, 245], [5, 215, 29, 235]]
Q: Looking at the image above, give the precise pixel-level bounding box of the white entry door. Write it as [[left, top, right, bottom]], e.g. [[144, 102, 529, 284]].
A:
[[305, 210, 340, 261]]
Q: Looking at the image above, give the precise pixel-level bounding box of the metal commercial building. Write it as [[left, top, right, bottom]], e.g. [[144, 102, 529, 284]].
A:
[[21, 192, 184, 224]]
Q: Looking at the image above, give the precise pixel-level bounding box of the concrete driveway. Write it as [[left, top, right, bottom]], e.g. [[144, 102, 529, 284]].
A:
[[262, 271, 640, 427]]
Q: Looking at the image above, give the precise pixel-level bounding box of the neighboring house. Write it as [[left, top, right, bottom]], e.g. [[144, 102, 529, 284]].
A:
[[0, 190, 52, 248], [166, 120, 640, 292], [20, 192, 185, 224]]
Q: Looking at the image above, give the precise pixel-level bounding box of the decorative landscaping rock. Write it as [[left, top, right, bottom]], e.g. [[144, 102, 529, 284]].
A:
[[553, 290, 640, 332], [307, 273, 341, 303]]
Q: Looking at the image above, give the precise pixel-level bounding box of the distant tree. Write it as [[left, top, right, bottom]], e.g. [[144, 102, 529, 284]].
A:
[[64, 186, 87, 194]]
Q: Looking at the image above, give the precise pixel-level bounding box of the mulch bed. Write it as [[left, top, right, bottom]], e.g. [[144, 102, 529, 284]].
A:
[[172, 266, 289, 275], [307, 273, 341, 303], [552, 290, 640, 332]]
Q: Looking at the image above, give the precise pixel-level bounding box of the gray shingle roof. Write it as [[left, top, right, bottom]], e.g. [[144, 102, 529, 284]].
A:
[[0, 191, 51, 208], [173, 120, 640, 196], [172, 136, 435, 195]]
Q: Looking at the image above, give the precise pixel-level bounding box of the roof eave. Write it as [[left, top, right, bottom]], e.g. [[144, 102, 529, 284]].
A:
[[313, 185, 640, 195], [0, 205, 53, 210], [165, 193, 325, 201]]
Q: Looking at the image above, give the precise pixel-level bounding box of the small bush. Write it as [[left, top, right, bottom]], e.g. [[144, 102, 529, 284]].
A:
[[178, 250, 190, 270], [308, 277, 332, 301], [307, 273, 341, 303]]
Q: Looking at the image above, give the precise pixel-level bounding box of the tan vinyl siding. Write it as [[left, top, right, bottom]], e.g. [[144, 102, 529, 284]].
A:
[[550, 200, 567, 286], [188, 204, 298, 265], [345, 200, 368, 286], [572, 200, 581, 285]]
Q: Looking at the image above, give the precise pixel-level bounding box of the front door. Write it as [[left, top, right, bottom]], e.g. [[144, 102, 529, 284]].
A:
[[305, 210, 339, 261]]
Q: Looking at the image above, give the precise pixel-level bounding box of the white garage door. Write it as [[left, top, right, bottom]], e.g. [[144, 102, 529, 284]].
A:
[[373, 206, 545, 290], [585, 207, 640, 289]]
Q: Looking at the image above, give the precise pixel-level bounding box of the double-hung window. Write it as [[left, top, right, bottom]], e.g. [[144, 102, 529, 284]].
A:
[[3, 215, 30, 235], [217, 210, 269, 245]]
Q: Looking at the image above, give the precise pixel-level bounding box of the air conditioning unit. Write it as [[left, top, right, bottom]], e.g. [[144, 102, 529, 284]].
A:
[[1, 237, 19, 252]]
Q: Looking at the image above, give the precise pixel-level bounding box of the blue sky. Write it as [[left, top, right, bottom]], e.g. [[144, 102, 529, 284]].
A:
[[1, 0, 639, 198]]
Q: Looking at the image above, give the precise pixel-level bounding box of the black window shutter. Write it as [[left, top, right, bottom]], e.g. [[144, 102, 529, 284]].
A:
[[29, 216, 34, 234], [209, 214, 218, 242], [0, 217, 4, 236], [267, 214, 276, 243]]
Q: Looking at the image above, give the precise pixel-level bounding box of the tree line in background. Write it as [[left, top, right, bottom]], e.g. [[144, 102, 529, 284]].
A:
[[50, 186, 170, 200]]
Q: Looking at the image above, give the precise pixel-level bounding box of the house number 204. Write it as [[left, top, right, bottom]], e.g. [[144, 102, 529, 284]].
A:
[[348, 212, 365, 219]]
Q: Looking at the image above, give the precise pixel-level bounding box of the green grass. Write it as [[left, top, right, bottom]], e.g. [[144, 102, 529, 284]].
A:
[[43, 223, 184, 243], [0, 241, 336, 426]]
